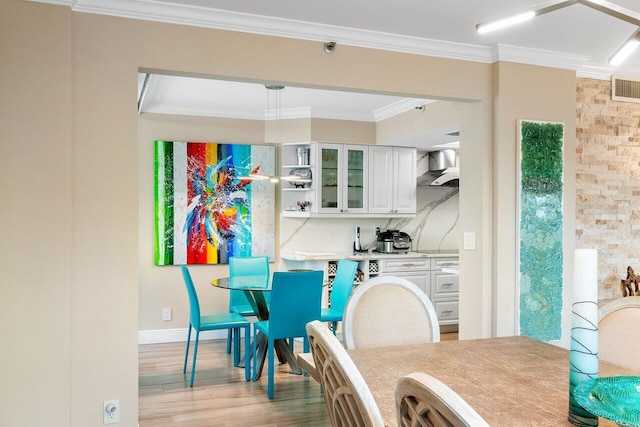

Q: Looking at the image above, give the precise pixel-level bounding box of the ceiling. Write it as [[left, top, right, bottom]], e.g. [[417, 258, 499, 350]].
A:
[[138, 74, 433, 123], [59, 0, 640, 149], [45, 0, 640, 77]]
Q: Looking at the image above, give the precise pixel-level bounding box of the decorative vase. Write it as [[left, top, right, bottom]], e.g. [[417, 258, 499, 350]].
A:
[[568, 249, 599, 426]]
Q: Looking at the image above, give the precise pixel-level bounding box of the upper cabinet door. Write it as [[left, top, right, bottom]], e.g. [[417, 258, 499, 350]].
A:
[[343, 144, 368, 214], [368, 146, 394, 214], [316, 144, 341, 213], [368, 146, 416, 215], [393, 147, 417, 214], [316, 143, 368, 214]]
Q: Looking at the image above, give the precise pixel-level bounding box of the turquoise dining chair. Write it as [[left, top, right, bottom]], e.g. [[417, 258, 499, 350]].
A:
[[226, 256, 270, 354], [253, 270, 324, 399], [181, 266, 251, 387], [320, 259, 358, 335]]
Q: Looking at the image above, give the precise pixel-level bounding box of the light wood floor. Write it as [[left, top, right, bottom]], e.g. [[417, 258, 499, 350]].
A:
[[139, 332, 458, 426]]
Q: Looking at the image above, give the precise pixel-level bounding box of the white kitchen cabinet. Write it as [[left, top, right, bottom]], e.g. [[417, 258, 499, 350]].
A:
[[280, 253, 459, 331], [379, 256, 459, 331], [430, 257, 460, 330], [368, 146, 416, 215], [316, 143, 368, 214], [378, 258, 430, 296], [280, 142, 414, 218]]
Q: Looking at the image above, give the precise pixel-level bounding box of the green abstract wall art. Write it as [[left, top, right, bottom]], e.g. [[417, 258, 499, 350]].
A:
[[518, 120, 564, 341]]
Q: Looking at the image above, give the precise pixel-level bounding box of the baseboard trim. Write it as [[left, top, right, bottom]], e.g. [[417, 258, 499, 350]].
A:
[[138, 328, 230, 344], [139, 327, 337, 344]]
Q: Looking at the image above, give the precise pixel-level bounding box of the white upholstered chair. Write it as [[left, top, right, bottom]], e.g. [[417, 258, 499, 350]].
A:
[[342, 276, 440, 350], [306, 320, 385, 427], [395, 372, 489, 427], [598, 296, 640, 371]]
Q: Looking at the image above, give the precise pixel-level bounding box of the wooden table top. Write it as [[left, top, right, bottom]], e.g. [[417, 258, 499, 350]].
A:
[[346, 336, 638, 427]]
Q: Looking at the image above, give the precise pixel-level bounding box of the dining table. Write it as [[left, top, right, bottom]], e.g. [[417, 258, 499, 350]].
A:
[[342, 336, 638, 427], [211, 274, 303, 380]]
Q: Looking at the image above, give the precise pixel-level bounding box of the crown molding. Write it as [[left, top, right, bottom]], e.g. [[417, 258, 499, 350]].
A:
[[32, 0, 619, 80], [374, 99, 436, 122]]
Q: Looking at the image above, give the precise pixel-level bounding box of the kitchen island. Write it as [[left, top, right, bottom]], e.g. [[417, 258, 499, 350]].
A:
[[281, 249, 459, 332]]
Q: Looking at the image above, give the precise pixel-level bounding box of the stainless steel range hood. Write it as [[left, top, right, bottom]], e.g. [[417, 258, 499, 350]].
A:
[[417, 149, 459, 186]]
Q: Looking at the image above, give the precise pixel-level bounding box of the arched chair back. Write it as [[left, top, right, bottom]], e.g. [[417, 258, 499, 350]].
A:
[[598, 296, 640, 371], [306, 320, 384, 427], [343, 276, 440, 350], [395, 372, 489, 427]]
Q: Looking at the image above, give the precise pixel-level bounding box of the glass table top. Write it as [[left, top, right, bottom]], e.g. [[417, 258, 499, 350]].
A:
[[574, 376, 640, 426], [211, 274, 271, 290]]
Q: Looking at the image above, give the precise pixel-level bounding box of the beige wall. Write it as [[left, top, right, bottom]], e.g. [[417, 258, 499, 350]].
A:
[[310, 118, 376, 144], [138, 114, 267, 331], [1, 2, 73, 425], [376, 100, 461, 146], [491, 62, 577, 345], [2, 0, 578, 425]]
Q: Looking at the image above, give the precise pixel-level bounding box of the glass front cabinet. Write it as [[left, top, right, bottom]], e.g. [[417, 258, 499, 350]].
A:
[[316, 143, 368, 214]]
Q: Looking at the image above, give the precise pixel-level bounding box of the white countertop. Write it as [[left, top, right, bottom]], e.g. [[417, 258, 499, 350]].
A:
[[282, 250, 458, 261]]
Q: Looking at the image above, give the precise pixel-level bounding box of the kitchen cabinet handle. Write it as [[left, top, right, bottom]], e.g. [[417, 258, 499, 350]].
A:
[[441, 310, 454, 314], [402, 263, 417, 267], [442, 283, 454, 287]]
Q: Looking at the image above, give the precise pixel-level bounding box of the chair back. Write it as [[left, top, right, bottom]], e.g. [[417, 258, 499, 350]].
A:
[[329, 259, 359, 313], [181, 266, 201, 329], [268, 270, 323, 339], [306, 320, 384, 427], [598, 296, 640, 370], [395, 372, 489, 427], [343, 276, 440, 350], [229, 256, 270, 307]]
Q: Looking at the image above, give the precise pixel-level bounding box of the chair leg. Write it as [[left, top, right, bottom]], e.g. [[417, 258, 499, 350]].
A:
[[190, 330, 200, 387], [267, 338, 275, 399], [226, 328, 233, 354], [252, 329, 258, 381], [233, 327, 241, 367], [183, 324, 192, 374], [331, 321, 337, 335], [244, 325, 250, 381]]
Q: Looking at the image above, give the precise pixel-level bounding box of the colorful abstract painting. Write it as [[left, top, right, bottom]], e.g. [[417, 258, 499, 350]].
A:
[[154, 141, 275, 265], [518, 120, 564, 341]]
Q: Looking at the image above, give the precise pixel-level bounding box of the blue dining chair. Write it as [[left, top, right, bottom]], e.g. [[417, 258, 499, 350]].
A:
[[181, 266, 251, 387], [226, 256, 270, 355], [253, 270, 323, 399], [320, 259, 359, 335]]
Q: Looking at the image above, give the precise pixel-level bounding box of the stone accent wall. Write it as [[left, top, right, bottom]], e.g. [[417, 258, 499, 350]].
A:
[[576, 78, 640, 299]]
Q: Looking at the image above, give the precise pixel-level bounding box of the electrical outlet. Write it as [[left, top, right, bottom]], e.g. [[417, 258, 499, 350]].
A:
[[162, 307, 172, 321], [103, 400, 119, 424]]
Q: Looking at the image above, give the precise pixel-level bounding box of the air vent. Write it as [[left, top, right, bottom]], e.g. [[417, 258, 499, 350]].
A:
[[612, 75, 640, 103]]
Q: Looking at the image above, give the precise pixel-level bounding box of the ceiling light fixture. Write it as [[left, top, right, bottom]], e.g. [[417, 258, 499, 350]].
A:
[[476, 11, 536, 34], [476, 0, 640, 65], [609, 29, 640, 65]]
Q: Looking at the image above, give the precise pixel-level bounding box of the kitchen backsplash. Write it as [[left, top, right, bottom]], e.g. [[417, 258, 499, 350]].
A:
[[280, 185, 459, 253]]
